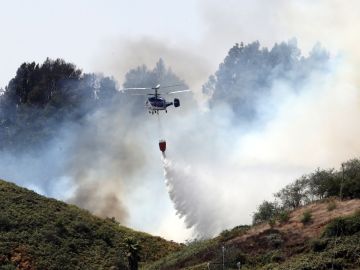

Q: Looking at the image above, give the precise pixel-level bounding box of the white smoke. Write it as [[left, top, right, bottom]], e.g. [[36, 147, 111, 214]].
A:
[[150, 1, 360, 239], [158, 53, 360, 238], [96, 37, 211, 103]]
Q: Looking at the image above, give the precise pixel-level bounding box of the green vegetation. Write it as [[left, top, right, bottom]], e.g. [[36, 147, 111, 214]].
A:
[[300, 210, 312, 225], [218, 225, 250, 242], [327, 200, 337, 211], [144, 226, 250, 270], [253, 158, 360, 225], [143, 156, 360, 270], [253, 201, 279, 225], [268, 218, 276, 228], [272, 236, 360, 270], [256, 213, 360, 270], [125, 237, 141, 270], [144, 238, 216, 270], [0, 179, 181, 270], [277, 211, 290, 224], [203, 40, 329, 122], [323, 211, 360, 237], [274, 216, 360, 270], [141, 156, 360, 269], [143, 211, 360, 270], [309, 238, 328, 252], [0, 58, 119, 152]]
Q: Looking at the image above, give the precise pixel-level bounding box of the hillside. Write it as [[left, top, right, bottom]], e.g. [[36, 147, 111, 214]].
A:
[[0, 179, 182, 270], [144, 199, 360, 270], [0, 177, 359, 270]]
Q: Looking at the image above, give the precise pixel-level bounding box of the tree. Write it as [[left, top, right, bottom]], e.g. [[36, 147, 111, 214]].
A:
[[0, 58, 118, 152], [203, 40, 329, 123], [275, 176, 310, 210], [307, 168, 339, 199], [125, 237, 141, 270], [342, 159, 360, 198], [252, 200, 279, 224]]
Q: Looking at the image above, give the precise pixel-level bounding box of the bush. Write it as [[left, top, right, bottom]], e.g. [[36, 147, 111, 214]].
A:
[[268, 218, 276, 228], [271, 252, 284, 263], [323, 212, 360, 237], [327, 201, 337, 211], [266, 233, 283, 249], [277, 211, 290, 224], [310, 238, 328, 252], [221, 246, 248, 266], [0, 264, 16, 270], [259, 250, 283, 264], [0, 215, 12, 231], [253, 201, 279, 225], [301, 210, 312, 225], [218, 226, 250, 242]]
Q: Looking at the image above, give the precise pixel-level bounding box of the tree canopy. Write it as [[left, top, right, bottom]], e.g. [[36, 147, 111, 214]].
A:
[[203, 40, 329, 122], [0, 58, 118, 152], [252, 158, 360, 224]]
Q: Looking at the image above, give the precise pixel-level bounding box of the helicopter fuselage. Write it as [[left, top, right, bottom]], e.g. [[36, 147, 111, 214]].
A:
[[146, 97, 173, 111]]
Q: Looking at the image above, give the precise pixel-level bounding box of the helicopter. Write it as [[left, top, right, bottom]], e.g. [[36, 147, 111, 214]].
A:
[[121, 84, 191, 114]]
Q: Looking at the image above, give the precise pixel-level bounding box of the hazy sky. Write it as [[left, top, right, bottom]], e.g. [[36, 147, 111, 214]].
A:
[[0, 0, 204, 87], [1, 0, 339, 88]]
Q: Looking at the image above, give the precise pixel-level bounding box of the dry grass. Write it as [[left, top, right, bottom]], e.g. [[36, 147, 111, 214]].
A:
[[229, 198, 360, 248]]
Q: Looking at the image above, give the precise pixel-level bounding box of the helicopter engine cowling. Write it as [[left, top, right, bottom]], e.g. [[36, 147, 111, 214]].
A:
[[174, 98, 180, 107]]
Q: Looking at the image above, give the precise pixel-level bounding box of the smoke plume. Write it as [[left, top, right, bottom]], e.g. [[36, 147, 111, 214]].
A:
[[159, 56, 360, 237]]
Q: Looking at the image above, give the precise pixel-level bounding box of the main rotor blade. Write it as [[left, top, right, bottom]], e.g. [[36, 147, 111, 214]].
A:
[[120, 87, 152, 91], [130, 93, 157, 96], [166, 89, 191, 94], [160, 83, 186, 89]]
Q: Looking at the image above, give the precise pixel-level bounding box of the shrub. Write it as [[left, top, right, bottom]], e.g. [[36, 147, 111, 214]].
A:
[[327, 201, 337, 211], [221, 247, 248, 266], [253, 201, 279, 225], [310, 238, 328, 252], [0, 264, 16, 270], [323, 211, 360, 237], [259, 250, 283, 264], [277, 211, 290, 224], [266, 233, 283, 249], [268, 218, 276, 228], [219, 225, 250, 241], [301, 210, 312, 225], [0, 215, 12, 231], [271, 252, 284, 263]]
